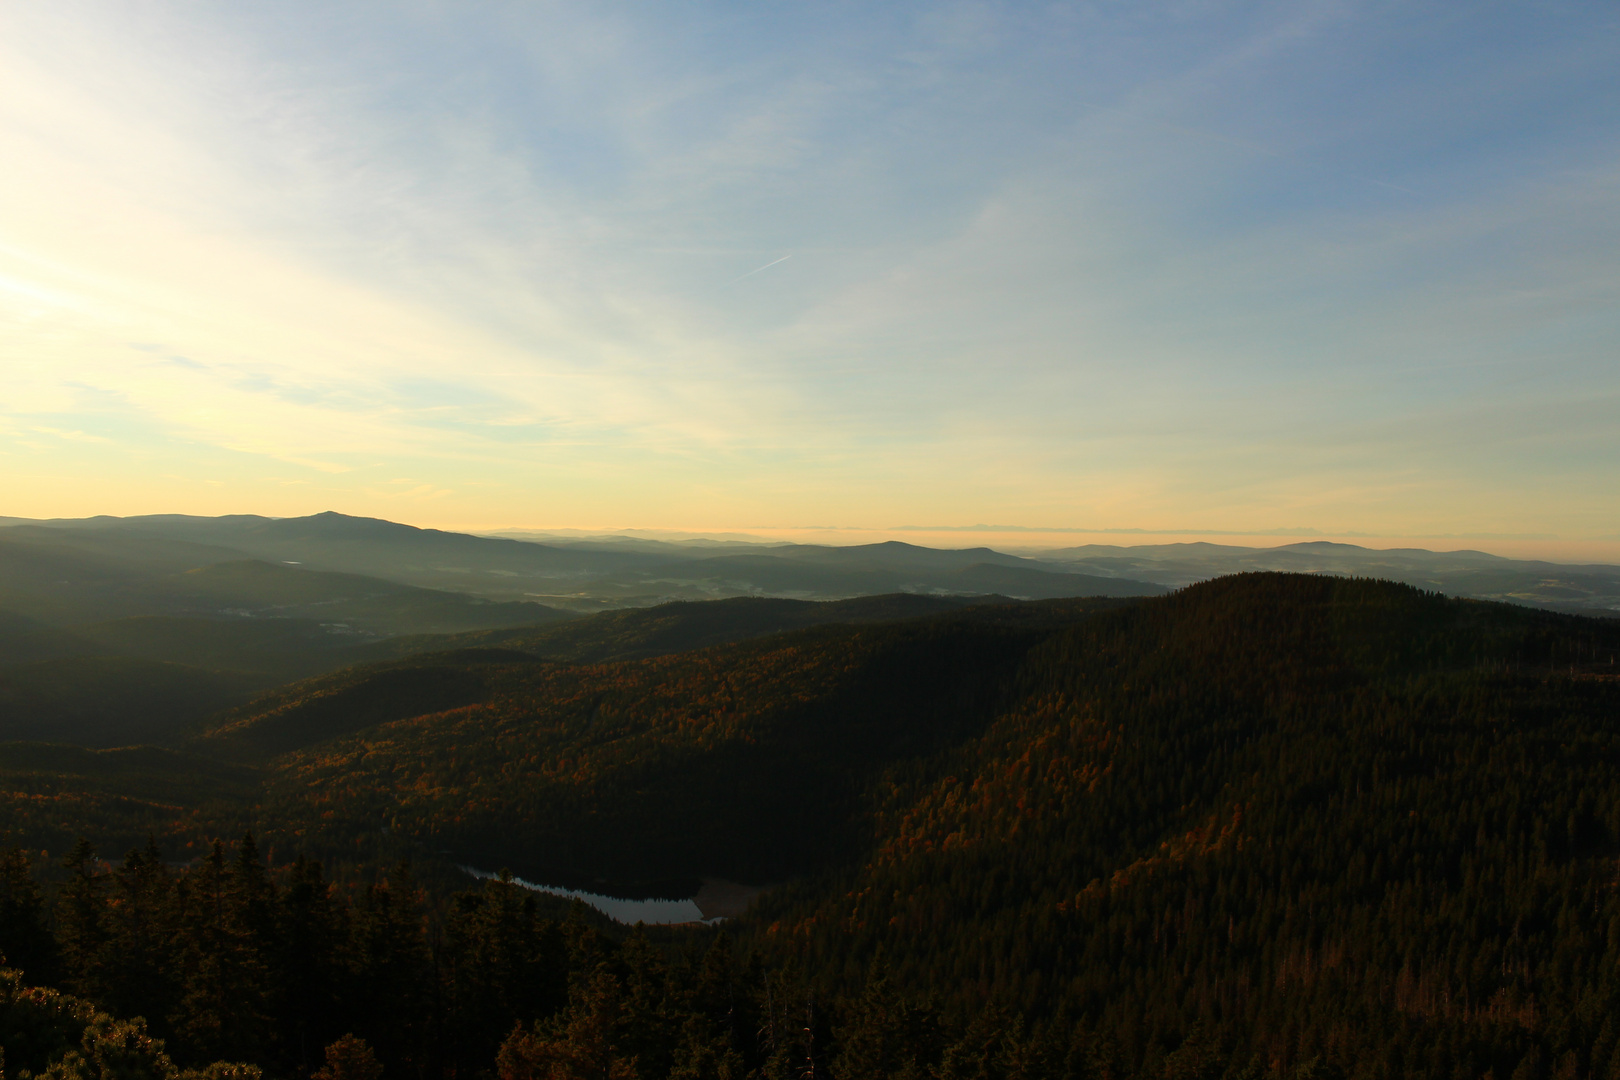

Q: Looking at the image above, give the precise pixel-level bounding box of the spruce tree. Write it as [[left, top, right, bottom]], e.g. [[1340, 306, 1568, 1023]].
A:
[[102, 839, 179, 1038], [348, 862, 432, 1072], [172, 840, 273, 1063], [278, 855, 346, 1072], [0, 847, 54, 983], [442, 872, 568, 1074], [55, 838, 109, 1004], [313, 1033, 384, 1080]]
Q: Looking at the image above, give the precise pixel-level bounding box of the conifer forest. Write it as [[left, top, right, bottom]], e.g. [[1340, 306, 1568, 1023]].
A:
[[8, 1, 1620, 1074], [4, 571, 1620, 1080]]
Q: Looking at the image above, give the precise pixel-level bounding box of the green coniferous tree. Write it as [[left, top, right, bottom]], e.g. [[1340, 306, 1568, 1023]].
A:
[[312, 1034, 384, 1080], [497, 965, 637, 1080], [228, 835, 278, 956], [660, 934, 750, 1080], [830, 967, 939, 1080], [101, 839, 179, 1039], [56, 838, 110, 1005], [348, 862, 432, 1073], [171, 841, 273, 1064], [668, 1011, 746, 1080], [0, 847, 54, 983], [277, 855, 347, 1072], [442, 872, 569, 1074], [616, 926, 680, 1078]]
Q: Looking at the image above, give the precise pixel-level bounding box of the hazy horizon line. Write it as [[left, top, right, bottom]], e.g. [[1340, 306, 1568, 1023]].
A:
[[7, 510, 1619, 564]]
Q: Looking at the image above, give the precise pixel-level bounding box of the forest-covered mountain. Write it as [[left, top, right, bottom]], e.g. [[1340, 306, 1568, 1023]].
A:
[[1038, 540, 1620, 616], [0, 513, 1168, 608], [3, 574, 1619, 1079], [0, 523, 568, 632], [0, 525, 574, 747], [9, 511, 1616, 616], [0, 515, 1166, 748]]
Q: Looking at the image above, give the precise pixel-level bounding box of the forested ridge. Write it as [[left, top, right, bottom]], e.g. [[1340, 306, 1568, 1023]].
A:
[[3, 574, 1620, 1079]]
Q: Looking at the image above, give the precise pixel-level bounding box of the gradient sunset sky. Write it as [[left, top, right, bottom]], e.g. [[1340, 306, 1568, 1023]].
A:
[[2, 2, 1617, 555]]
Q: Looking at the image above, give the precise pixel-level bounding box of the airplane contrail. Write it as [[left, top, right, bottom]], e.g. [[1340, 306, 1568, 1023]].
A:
[[723, 254, 791, 285]]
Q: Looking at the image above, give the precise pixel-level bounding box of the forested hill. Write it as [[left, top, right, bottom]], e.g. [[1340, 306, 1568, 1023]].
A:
[[738, 574, 1620, 1075], [187, 592, 1048, 762], [224, 596, 1145, 886], [337, 591, 999, 666], [3, 574, 1620, 1079]]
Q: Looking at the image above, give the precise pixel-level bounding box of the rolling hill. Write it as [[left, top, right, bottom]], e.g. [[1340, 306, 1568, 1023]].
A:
[[340, 592, 1000, 666], [3, 513, 1169, 608], [0, 524, 570, 636], [12, 511, 1620, 617], [5, 574, 1620, 1079], [190, 593, 1143, 766], [0, 529, 577, 747], [1036, 539, 1620, 615]]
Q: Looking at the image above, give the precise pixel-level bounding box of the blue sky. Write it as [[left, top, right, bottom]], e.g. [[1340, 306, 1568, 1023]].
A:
[[1, 1, 1617, 553]]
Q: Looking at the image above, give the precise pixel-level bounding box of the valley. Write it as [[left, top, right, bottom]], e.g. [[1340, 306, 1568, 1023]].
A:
[[3, 517, 1620, 1079]]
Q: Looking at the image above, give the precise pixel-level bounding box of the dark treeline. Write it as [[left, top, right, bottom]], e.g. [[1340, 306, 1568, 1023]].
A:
[[3, 838, 560, 1076], [3, 838, 1030, 1080], [5, 575, 1620, 1079], [0, 834, 1190, 1080]]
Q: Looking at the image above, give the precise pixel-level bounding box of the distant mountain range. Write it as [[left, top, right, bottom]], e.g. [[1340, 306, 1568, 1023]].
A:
[[0, 512, 1165, 609], [0, 513, 1161, 746], [1033, 539, 1620, 615], [4, 512, 1617, 616], [2, 511, 1610, 748]]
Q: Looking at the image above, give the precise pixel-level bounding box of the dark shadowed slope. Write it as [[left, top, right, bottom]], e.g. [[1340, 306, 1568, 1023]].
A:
[[194, 649, 543, 761], [208, 580, 1620, 918], [186, 593, 1062, 761], [0, 742, 260, 855], [0, 529, 572, 747], [6, 575, 1620, 1080], [0, 525, 569, 636], [0, 656, 261, 746], [733, 574, 1620, 1073], [342, 592, 993, 665], [251, 617, 1056, 889]]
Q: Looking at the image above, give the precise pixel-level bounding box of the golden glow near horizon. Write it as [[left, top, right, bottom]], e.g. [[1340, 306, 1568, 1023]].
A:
[[2, 4, 1617, 559]]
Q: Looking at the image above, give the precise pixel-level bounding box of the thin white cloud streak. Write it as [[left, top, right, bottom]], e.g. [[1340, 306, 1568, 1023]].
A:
[[724, 257, 793, 286]]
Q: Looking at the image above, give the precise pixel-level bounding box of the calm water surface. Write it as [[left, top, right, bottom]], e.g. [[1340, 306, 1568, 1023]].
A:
[[461, 867, 709, 925]]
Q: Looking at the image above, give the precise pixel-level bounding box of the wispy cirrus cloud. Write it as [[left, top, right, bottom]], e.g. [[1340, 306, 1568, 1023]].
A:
[[0, 1, 1616, 545]]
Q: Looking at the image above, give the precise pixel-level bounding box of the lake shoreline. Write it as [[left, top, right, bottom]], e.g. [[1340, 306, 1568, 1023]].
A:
[[460, 865, 767, 926]]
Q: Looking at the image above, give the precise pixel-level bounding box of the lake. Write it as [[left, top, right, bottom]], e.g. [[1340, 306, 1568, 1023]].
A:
[[460, 867, 766, 925]]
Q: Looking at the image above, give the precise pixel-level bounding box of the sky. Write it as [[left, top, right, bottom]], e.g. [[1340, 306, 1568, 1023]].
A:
[[2, 1, 1617, 556]]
